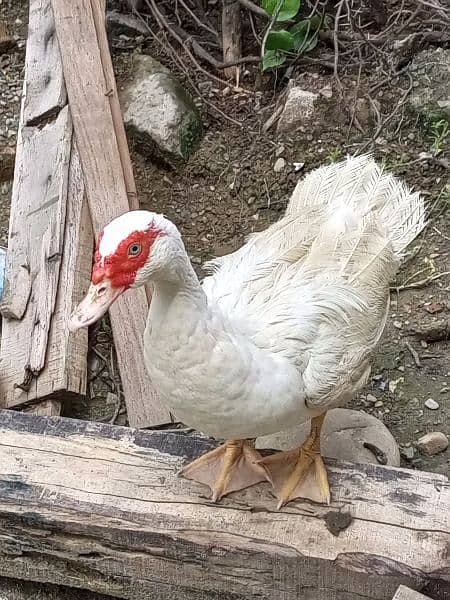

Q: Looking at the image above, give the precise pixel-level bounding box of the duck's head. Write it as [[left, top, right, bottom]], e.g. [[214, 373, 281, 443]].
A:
[[68, 210, 181, 332]]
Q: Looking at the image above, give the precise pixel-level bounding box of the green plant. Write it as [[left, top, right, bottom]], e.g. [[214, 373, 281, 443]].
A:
[[429, 119, 449, 156], [327, 148, 342, 163], [381, 154, 408, 173], [261, 0, 332, 71]]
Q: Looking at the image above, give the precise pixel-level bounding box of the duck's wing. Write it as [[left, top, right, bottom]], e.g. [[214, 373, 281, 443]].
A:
[[202, 155, 425, 409]]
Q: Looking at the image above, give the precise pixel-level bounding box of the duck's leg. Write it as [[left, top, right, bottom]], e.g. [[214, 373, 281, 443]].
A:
[[181, 439, 269, 502], [258, 412, 330, 508]]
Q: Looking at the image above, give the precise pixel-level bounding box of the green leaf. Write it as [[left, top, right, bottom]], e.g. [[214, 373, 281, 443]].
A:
[[290, 20, 310, 51], [290, 19, 318, 53], [262, 49, 287, 70], [266, 30, 295, 51], [262, 0, 301, 22]]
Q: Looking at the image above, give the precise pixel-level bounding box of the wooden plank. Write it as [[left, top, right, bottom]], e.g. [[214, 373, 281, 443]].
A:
[[24, 399, 61, 416], [0, 410, 447, 600], [0, 0, 92, 410], [51, 0, 171, 428], [392, 586, 431, 600], [23, 0, 67, 125], [0, 576, 118, 600], [90, 0, 138, 209]]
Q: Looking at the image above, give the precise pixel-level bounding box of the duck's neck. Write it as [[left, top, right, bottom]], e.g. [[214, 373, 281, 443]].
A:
[[146, 251, 208, 337]]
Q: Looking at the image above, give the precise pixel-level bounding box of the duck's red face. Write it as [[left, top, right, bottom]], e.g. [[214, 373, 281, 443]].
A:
[[69, 211, 163, 332]]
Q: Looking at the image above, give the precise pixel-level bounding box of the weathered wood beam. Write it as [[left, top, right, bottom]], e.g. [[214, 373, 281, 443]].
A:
[[0, 410, 447, 600], [392, 586, 432, 600], [0, 0, 92, 411], [51, 0, 171, 428]]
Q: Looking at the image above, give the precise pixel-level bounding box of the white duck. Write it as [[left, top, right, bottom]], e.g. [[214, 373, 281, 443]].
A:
[[69, 155, 425, 507]]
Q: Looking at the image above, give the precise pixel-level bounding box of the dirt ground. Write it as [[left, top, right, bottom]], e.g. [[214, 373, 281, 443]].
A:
[[1, 1, 449, 476]]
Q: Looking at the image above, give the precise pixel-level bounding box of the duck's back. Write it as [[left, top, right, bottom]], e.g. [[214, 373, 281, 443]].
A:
[[201, 155, 425, 410]]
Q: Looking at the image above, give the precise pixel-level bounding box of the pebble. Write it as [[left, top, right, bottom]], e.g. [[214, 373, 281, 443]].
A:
[[424, 398, 439, 410], [393, 321, 402, 329], [401, 446, 415, 460], [374, 400, 384, 408], [366, 394, 377, 403], [273, 157, 286, 173], [417, 432, 449, 455]]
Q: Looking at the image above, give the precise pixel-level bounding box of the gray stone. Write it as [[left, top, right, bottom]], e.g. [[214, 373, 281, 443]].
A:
[[106, 11, 148, 38], [407, 48, 450, 120], [256, 408, 400, 467], [121, 55, 203, 165], [277, 86, 319, 134], [417, 431, 449, 455], [425, 398, 439, 410], [273, 157, 286, 172]]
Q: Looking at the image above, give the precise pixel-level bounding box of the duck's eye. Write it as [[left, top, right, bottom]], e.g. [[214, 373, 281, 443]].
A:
[[128, 242, 142, 256]]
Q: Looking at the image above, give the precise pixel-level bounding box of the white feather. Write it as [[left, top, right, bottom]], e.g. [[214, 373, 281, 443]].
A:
[[137, 155, 425, 438]]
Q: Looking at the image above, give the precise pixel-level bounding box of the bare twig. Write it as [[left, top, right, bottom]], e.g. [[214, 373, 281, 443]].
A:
[[261, 0, 283, 60], [391, 271, 450, 292], [239, 0, 267, 18], [404, 341, 422, 368], [333, 1, 346, 88]]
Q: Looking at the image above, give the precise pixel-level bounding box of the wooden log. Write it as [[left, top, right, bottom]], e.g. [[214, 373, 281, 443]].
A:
[[51, 0, 171, 428], [0, 410, 447, 600], [0, 576, 116, 600], [222, 1, 242, 79], [392, 586, 431, 600], [0, 0, 92, 410]]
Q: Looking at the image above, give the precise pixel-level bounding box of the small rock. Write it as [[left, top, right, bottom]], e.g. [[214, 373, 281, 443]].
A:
[[401, 446, 415, 460], [425, 398, 439, 410], [275, 144, 285, 157], [277, 85, 319, 134], [121, 54, 203, 165], [319, 86, 333, 99], [417, 432, 449, 455], [106, 11, 148, 38], [273, 157, 286, 173], [374, 400, 383, 408], [293, 161, 305, 171], [425, 302, 444, 314], [393, 320, 402, 329], [366, 394, 377, 403]]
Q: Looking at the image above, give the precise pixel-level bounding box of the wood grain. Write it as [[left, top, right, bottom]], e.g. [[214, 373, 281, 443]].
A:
[[51, 0, 171, 427], [23, 0, 67, 125], [0, 0, 91, 410], [392, 586, 431, 600], [0, 410, 447, 600]]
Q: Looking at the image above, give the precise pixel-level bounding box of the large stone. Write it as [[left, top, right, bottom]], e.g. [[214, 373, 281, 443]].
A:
[[256, 408, 400, 467], [106, 11, 147, 38], [407, 48, 450, 120], [277, 86, 319, 134], [121, 54, 203, 165], [417, 431, 449, 456]]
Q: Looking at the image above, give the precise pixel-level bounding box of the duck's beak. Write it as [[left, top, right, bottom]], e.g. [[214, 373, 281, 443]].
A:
[[68, 279, 124, 332]]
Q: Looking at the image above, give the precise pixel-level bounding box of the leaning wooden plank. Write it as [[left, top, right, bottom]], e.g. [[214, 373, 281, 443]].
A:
[[23, 0, 67, 125], [0, 410, 447, 600], [0, 0, 92, 410], [51, 0, 171, 427], [392, 586, 432, 600], [90, 0, 138, 209]]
